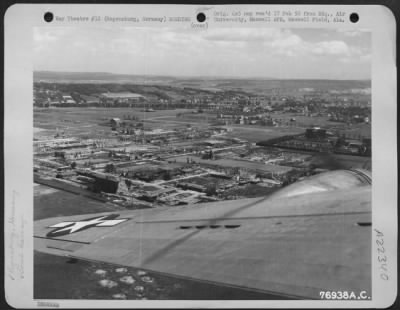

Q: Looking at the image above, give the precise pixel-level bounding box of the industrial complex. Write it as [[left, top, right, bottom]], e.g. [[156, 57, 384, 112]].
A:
[[34, 79, 371, 210], [33, 76, 372, 300]]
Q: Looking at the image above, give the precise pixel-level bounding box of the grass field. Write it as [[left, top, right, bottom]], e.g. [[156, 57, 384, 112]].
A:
[[34, 107, 197, 138], [226, 126, 304, 143], [34, 184, 125, 220], [34, 107, 371, 143], [269, 112, 371, 138]]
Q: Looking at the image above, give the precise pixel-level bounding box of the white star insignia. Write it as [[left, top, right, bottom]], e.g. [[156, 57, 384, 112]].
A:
[[47, 214, 129, 237]]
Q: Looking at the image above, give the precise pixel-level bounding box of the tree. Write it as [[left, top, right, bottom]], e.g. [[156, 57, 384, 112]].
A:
[[105, 164, 116, 173], [125, 179, 132, 189], [162, 170, 172, 181], [205, 184, 217, 196], [335, 135, 346, 148], [70, 162, 77, 169]]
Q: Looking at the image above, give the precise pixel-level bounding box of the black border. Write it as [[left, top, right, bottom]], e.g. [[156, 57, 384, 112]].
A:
[[1, 1, 398, 309]]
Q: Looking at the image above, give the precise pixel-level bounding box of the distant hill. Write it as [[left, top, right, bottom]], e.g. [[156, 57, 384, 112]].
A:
[[34, 71, 178, 85], [34, 71, 371, 95]]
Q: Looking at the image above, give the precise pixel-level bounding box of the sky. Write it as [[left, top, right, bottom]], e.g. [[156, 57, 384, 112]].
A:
[[33, 27, 371, 80]]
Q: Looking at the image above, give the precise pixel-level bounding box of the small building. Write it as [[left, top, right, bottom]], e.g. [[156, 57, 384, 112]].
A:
[[62, 95, 76, 104], [305, 127, 327, 140], [80, 95, 100, 105], [110, 118, 121, 128]]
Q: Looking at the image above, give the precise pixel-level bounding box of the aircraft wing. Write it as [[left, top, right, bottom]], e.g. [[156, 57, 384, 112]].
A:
[[34, 182, 371, 299]]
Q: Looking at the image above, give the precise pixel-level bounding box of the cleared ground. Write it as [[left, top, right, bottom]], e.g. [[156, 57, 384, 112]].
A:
[[269, 112, 371, 138], [34, 107, 197, 138], [34, 108, 370, 143], [34, 184, 125, 221], [226, 126, 304, 143]]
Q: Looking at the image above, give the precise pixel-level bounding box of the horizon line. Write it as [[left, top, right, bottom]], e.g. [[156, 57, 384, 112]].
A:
[[33, 70, 372, 82]]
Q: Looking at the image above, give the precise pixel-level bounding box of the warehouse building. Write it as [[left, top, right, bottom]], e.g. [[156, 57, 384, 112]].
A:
[[76, 169, 120, 194]]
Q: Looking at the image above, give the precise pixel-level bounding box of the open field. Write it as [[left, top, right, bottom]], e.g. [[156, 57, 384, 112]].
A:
[[143, 114, 216, 130], [34, 107, 370, 143], [226, 126, 304, 143], [268, 112, 371, 137], [34, 107, 197, 138], [223, 120, 370, 144], [271, 112, 332, 126], [34, 185, 125, 220], [34, 107, 196, 127]]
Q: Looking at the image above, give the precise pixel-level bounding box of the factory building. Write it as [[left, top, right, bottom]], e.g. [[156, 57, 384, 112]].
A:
[[76, 169, 119, 194], [305, 127, 327, 140]]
